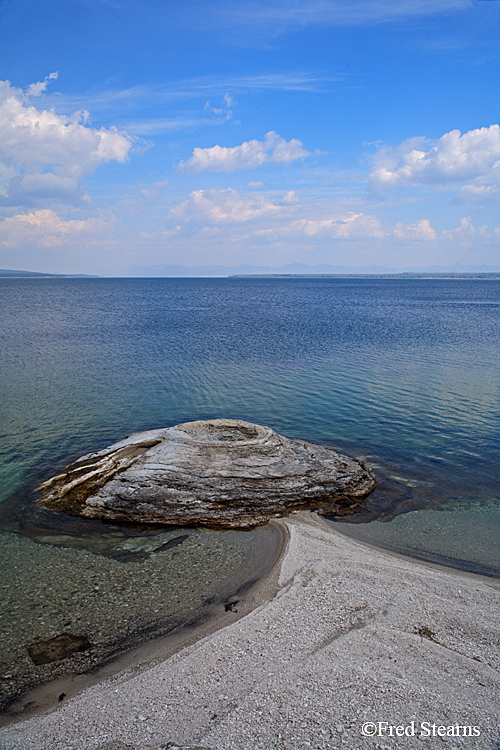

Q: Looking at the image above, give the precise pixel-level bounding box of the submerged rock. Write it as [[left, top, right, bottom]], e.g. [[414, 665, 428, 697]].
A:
[[37, 419, 375, 529], [28, 633, 90, 665]]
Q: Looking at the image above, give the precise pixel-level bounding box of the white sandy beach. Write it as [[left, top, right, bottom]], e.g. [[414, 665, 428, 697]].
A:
[[1, 512, 499, 750]]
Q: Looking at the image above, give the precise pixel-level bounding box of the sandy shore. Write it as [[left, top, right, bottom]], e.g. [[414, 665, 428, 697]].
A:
[[1, 512, 499, 750]]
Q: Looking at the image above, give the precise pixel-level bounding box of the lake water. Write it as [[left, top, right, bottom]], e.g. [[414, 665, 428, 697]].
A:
[[0, 277, 499, 707]]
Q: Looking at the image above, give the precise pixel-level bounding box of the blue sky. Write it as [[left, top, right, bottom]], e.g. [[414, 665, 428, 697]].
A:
[[0, 0, 499, 274]]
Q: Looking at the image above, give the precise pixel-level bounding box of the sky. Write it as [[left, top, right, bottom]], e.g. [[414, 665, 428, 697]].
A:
[[0, 0, 499, 275]]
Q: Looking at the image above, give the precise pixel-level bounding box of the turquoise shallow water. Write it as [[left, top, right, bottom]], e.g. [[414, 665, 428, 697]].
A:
[[0, 277, 499, 573]]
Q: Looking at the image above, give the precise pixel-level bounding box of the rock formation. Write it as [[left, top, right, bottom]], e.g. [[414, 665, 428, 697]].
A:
[[38, 419, 375, 528]]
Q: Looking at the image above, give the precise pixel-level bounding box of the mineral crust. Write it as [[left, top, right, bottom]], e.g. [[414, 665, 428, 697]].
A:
[[37, 419, 375, 528]]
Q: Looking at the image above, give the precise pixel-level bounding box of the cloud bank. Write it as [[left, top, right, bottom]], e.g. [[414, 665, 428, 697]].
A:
[[167, 188, 441, 243], [0, 209, 115, 248], [0, 77, 135, 209], [169, 188, 292, 223]]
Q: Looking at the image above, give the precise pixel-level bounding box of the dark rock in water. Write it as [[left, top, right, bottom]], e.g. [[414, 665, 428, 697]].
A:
[[27, 633, 90, 665], [37, 419, 375, 529], [155, 534, 189, 552]]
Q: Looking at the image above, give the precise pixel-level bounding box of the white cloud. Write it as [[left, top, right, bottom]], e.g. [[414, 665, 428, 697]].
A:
[[370, 125, 500, 201], [442, 217, 489, 243], [169, 188, 289, 223], [26, 72, 59, 98], [204, 93, 234, 122], [179, 131, 310, 173], [0, 209, 114, 248], [290, 213, 386, 239], [0, 77, 136, 208], [393, 219, 436, 240], [454, 183, 500, 205]]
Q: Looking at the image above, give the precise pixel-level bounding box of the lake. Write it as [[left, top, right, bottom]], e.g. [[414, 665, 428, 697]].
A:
[[0, 277, 499, 708]]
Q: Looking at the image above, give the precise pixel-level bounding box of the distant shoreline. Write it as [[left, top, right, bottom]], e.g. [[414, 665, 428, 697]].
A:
[[2, 270, 500, 280], [230, 272, 500, 279], [0, 270, 98, 278]]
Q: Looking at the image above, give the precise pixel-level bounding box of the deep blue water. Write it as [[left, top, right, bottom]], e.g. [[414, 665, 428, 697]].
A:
[[1, 277, 499, 575]]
